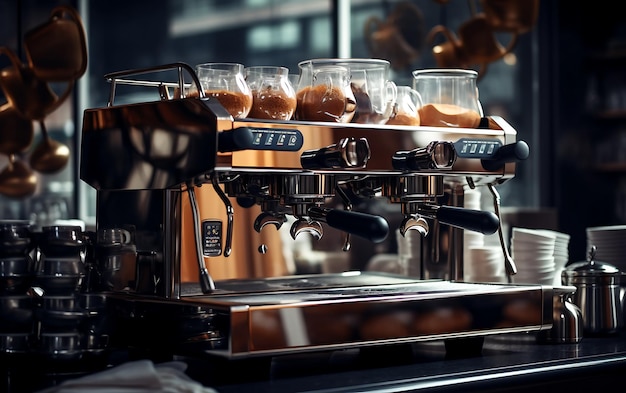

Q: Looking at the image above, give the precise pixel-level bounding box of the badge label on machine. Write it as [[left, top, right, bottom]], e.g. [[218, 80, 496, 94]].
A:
[[202, 219, 222, 256], [453, 138, 502, 159], [249, 128, 303, 151]]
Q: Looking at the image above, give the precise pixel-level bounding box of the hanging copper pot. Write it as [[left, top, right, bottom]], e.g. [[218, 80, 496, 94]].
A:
[[23, 5, 88, 82], [29, 120, 70, 174], [0, 155, 37, 198], [0, 103, 34, 156], [0, 46, 74, 121]]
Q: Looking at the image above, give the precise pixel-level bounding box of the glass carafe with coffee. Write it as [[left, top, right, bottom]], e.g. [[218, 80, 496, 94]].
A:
[[294, 64, 356, 123], [386, 85, 423, 126], [245, 66, 297, 120], [296, 58, 397, 124], [191, 62, 253, 119], [412, 69, 483, 128]]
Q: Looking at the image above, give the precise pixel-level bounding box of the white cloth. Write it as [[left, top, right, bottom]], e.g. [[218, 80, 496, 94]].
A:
[[37, 360, 218, 393]]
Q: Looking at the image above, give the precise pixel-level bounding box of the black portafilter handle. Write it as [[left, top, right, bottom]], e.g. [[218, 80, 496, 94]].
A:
[[308, 207, 389, 243], [481, 140, 530, 171], [434, 205, 500, 235]]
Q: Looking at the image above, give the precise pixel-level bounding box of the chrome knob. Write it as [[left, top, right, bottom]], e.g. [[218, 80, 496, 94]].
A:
[[392, 141, 456, 171], [300, 137, 371, 169]]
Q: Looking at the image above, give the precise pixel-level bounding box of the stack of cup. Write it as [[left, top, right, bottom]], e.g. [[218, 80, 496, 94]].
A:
[[463, 189, 491, 281], [510, 227, 557, 285], [464, 245, 506, 282]]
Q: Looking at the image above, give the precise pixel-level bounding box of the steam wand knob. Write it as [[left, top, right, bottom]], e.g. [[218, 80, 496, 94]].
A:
[[481, 140, 529, 171]]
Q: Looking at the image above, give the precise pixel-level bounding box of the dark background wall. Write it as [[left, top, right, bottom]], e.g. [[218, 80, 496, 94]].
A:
[[554, 1, 626, 261]]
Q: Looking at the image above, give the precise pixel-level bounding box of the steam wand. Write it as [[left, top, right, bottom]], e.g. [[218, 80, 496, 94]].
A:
[[335, 183, 353, 251], [211, 172, 233, 257], [187, 186, 215, 293], [486, 182, 517, 280]]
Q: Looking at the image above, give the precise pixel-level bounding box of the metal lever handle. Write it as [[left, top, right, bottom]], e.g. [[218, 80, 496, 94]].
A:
[[481, 140, 529, 171], [300, 137, 371, 169], [308, 207, 389, 243], [392, 141, 456, 171], [104, 62, 204, 106]]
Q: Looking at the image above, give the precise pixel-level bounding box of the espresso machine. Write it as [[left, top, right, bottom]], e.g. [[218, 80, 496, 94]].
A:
[[80, 63, 551, 360]]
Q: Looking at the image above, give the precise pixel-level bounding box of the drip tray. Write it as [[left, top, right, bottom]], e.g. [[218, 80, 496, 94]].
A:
[[169, 272, 554, 358]]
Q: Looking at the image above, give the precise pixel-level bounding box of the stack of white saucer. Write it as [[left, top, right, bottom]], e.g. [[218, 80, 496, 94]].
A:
[[510, 227, 570, 285], [544, 229, 571, 285], [586, 225, 626, 271]]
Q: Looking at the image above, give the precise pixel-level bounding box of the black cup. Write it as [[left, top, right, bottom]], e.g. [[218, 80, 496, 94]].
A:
[[38, 225, 84, 258], [38, 256, 85, 276], [0, 255, 34, 294], [0, 295, 34, 333], [0, 220, 33, 257], [32, 274, 84, 296]]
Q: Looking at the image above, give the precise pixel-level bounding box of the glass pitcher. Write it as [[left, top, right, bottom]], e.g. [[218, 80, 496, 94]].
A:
[[386, 86, 422, 126], [298, 58, 396, 124], [295, 64, 356, 123], [412, 69, 483, 128], [244, 66, 297, 120], [193, 62, 253, 119]]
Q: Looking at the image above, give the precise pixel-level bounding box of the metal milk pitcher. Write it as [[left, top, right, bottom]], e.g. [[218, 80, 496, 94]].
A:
[[562, 246, 622, 335]]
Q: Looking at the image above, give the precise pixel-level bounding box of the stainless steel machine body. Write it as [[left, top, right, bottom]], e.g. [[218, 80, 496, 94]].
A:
[[79, 63, 550, 359]]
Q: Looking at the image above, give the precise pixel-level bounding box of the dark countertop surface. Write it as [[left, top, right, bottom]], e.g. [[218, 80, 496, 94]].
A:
[[3, 331, 625, 392], [202, 331, 626, 393]]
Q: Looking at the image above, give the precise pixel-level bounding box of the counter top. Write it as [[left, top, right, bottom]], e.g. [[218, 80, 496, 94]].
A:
[[3, 331, 625, 392], [198, 332, 626, 393]]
